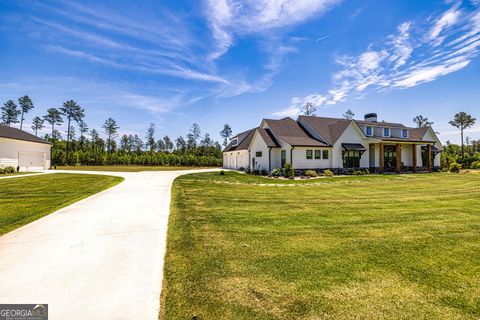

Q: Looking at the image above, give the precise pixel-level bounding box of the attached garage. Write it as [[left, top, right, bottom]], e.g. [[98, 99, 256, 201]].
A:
[[0, 126, 52, 171]]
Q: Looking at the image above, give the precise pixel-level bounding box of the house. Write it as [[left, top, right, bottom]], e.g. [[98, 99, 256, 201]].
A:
[[223, 113, 442, 173], [0, 125, 52, 171]]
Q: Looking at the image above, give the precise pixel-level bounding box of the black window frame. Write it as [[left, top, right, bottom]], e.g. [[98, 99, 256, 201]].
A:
[[255, 151, 262, 157], [343, 150, 361, 168], [322, 150, 329, 159], [314, 150, 321, 159], [306, 149, 313, 159]]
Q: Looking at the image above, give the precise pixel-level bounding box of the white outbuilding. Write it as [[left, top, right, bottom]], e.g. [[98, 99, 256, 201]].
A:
[[0, 125, 52, 171]]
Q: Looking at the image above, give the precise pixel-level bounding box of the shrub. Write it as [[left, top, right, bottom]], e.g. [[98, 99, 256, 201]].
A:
[[238, 167, 245, 171], [271, 167, 283, 176], [284, 162, 294, 178], [3, 166, 16, 174], [449, 162, 462, 173], [0, 168, 4, 174], [219, 170, 225, 176], [305, 170, 318, 177], [324, 169, 334, 177], [245, 166, 251, 174], [260, 168, 268, 176], [470, 161, 480, 169], [252, 169, 260, 175]]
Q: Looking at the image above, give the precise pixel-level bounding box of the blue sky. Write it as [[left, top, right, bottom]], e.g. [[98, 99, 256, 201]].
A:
[[1, 0, 479, 144]]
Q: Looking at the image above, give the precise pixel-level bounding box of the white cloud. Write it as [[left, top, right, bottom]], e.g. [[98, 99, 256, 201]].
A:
[[429, 4, 461, 42], [204, 0, 342, 59], [277, 3, 480, 115], [272, 106, 301, 118]]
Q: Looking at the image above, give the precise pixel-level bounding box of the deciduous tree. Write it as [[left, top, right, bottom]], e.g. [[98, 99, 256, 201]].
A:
[[413, 115, 433, 128]]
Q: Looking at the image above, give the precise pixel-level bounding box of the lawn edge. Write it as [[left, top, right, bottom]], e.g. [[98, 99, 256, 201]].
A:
[[0, 173, 124, 238]]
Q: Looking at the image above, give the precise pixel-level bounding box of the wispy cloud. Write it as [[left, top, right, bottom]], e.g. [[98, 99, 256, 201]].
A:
[[276, 4, 480, 116], [204, 0, 342, 60]]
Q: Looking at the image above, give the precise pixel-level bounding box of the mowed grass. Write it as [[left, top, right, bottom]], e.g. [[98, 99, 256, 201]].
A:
[[56, 165, 216, 172], [0, 173, 123, 235], [160, 171, 480, 320]]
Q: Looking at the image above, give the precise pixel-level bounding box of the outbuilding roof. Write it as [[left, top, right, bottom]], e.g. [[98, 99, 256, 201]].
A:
[[0, 125, 52, 145]]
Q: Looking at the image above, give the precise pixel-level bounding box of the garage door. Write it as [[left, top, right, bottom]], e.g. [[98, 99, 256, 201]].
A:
[[18, 152, 45, 170]]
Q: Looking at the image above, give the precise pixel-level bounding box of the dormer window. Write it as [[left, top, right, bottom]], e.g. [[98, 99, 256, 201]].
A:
[[231, 138, 238, 146], [402, 129, 408, 138], [383, 128, 391, 137], [365, 126, 373, 136]]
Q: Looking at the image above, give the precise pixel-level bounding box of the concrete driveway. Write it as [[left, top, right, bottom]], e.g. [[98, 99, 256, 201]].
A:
[[0, 169, 219, 320]]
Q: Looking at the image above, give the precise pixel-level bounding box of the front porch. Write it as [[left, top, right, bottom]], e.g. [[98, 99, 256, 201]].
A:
[[341, 141, 439, 173], [377, 142, 438, 173]]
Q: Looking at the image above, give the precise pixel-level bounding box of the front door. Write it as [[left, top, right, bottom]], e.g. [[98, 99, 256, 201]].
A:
[[384, 145, 397, 169], [281, 150, 286, 168], [369, 144, 375, 168]]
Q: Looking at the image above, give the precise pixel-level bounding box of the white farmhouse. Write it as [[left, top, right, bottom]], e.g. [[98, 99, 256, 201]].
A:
[[223, 113, 442, 173], [0, 125, 52, 171]]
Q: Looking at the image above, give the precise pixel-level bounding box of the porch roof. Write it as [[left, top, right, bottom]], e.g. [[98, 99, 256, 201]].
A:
[[342, 143, 367, 151]]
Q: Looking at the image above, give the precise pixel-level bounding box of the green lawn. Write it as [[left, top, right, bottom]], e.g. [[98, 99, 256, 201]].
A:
[[0, 173, 123, 235], [160, 171, 480, 320], [56, 165, 217, 172]]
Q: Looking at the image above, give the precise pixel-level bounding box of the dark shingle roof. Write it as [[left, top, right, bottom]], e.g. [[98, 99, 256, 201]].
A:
[[257, 128, 280, 147], [223, 128, 256, 152], [409, 127, 429, 140], [0, 125, 52, 145], [298, 116, 353, 145], [264, 117, 327, 147]]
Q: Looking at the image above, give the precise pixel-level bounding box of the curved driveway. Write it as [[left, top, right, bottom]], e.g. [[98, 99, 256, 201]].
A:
[[0, 169, 218, 320]]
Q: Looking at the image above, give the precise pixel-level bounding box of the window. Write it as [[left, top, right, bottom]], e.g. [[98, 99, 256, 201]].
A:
[[315, 150, 321, 159], [281, 150, 286, 168], [231, 138, 238, 146], [402, 129, 408, 138], [322, 150, 329, 159], [255, 151, 262, 157], [383, 128, 391, 137], [343, 150, 361, 168], [365, 126, 373, 136], [306, 150, 313, 159]]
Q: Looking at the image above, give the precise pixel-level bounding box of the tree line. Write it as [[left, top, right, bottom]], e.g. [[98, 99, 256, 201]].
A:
[[1, 96, 234, 167]]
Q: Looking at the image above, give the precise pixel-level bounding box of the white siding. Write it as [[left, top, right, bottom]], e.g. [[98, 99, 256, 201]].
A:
[[249, 131, 270, 171], [223, 150, 249, 170], [333, 123, 370, 168], [0, 137, 51, 171], [292, 147, 332, 169]]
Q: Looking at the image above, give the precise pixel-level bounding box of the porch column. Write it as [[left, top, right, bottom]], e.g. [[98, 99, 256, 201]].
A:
[[412, 144, 417, 173], [379, 143, 384, 173], [427, 144, 432, 173], [396, 143, 401, 173]]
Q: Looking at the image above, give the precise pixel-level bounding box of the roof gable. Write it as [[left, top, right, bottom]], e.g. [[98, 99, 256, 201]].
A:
[[263, 117, 327, 147]]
